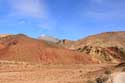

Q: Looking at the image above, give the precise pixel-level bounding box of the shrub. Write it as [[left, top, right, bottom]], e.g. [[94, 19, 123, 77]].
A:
[[104, 70, 111, 75], [96, 77, 103, 83], [95, 74, 109, 83]]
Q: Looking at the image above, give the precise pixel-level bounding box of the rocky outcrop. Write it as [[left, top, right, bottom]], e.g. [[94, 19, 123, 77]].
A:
[[76, 46, 125, 63], [57, 39, 75, 49]]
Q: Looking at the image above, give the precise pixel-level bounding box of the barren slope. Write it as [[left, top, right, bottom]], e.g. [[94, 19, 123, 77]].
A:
[[74, 31, 125, 48], [0, 34, 94, 64]]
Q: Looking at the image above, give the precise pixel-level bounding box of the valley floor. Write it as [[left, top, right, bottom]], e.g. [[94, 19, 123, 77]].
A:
[[0, 61, 116, 83]]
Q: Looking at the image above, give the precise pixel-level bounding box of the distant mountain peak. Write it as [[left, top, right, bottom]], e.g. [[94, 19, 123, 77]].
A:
[[39, 34, 60, 43]]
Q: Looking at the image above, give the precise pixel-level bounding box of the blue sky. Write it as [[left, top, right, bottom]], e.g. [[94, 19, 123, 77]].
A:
[[0, 0, 125, 40]]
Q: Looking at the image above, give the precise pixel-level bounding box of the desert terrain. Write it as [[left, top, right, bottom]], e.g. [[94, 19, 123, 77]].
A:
[[0, 61, 118, 83], [0, 32, 124, 83]]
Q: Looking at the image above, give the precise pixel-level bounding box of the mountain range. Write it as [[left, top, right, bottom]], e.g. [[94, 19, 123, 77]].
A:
[[0, 31, 125, 64]]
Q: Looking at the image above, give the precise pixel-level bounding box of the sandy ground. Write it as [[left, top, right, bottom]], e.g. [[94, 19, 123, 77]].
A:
[[0, 61, 116, 83]]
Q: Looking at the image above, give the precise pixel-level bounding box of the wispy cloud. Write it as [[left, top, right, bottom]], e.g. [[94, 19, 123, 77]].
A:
[[7, 0, 56, 30], [9, 0, 47, 18]]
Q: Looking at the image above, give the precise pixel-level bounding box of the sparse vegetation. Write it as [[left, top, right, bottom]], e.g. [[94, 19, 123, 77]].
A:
[[93, 70, 111, 83], [95, 76, 108, 83], [104, 70, 112, 75], [96, 77, 103, 83]]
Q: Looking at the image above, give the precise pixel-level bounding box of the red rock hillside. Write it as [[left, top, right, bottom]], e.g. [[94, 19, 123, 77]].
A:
[[0, 34, 95, 64]]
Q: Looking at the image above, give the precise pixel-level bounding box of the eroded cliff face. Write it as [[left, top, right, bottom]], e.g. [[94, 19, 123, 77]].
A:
[[75, 46, 125, 63]]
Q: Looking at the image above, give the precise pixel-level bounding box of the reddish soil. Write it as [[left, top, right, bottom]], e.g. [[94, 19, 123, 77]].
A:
[[0, 34, 94, 64]]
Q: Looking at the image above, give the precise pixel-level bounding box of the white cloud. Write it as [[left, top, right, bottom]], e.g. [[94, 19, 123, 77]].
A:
[[9, 0, 47, 18]]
